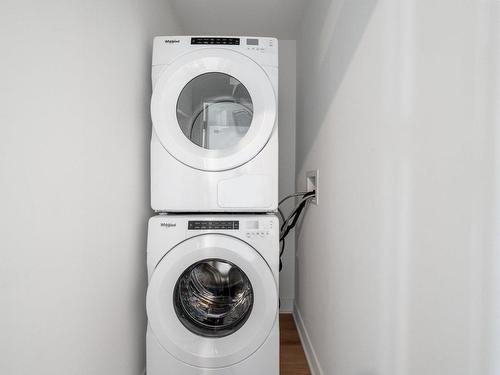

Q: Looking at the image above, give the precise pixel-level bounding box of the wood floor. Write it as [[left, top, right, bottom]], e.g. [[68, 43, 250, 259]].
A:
[[280, 313, 311, 375]]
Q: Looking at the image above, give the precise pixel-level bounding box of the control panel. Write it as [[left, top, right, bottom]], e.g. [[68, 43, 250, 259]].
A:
[[243, 219, 274, 238], [187, 36, 276, 53], [188, 220, 239, 230], [245, 37, 275, 52], [186, 218, 275, 238], [191, 37, 240, 45]]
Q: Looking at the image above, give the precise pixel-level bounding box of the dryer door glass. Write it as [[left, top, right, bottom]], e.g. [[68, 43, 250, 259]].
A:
[[174, 258, 254, 338], [176, 73, 253, 150]]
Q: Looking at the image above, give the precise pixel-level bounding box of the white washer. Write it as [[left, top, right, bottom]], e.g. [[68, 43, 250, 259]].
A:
[[150, 36, 278, 212], [146, 214, 279, 375]]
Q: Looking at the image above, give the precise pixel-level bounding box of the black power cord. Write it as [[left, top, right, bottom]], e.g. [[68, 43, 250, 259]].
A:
[[278, 190, 316, 271]]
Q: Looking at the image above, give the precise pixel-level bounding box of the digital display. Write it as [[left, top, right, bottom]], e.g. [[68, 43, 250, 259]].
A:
[[246, 38, 259, 46], [191, 37, 240, 45], [188, 221, 240, 230], [245, 221, 259, 229]]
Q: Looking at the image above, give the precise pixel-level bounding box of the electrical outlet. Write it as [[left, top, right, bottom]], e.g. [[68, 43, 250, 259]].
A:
[[306, 170, 319, 205]]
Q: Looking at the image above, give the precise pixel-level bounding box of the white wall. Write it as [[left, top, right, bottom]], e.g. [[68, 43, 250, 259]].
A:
[[278, 40, 297, 312], [0, 1, 181, 374], [169, 0, 308, 40], [295, 0, 500, 374]]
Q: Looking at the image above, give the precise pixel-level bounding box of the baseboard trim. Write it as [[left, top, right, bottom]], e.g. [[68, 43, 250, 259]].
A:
[[293, 303, 324, 375], [279, 298, 294, 312]]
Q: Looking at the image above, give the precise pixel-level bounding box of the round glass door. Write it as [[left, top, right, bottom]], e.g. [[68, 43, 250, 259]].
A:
[[146, 233, 278, 368], [176, 73, 253, 150], [174, 258, 253, 338], [151, 48, 277, 171]]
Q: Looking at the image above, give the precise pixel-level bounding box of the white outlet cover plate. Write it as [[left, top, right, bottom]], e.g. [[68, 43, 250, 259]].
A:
[[306, 169, 319, 205]]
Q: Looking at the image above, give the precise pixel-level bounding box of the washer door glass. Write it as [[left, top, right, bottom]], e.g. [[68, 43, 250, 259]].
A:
[[174, 258, 254, 338], [176, 73, 253, 150]]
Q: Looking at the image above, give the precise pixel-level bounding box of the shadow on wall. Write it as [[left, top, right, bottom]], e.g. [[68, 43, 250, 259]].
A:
[[296, 0, 378, 170], [138, 38, 156, 366]]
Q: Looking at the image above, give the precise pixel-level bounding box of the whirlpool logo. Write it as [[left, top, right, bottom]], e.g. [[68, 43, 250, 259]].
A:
[[164, 39, 180, 44], [160, 222, 177, 228]]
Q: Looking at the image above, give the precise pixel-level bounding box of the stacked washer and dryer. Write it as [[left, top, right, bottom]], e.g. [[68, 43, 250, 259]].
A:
[[146, 36, 280, 374]]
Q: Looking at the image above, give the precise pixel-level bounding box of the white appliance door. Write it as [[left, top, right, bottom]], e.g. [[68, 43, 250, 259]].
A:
[[151, 49, 277, 171], [146, 234, 278, 368]]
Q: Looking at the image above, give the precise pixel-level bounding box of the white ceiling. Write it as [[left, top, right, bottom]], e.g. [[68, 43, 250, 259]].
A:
[[168, 0, 309, 40]]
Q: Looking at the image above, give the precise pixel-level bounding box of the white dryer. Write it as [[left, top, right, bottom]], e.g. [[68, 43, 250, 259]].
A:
[[150, 36, 278, 212], [146, 214, 279, 375]]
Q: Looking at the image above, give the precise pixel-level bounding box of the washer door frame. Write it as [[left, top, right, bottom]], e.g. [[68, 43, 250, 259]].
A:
[[151, 49, 277, 172], [146, 234, 278, 368]]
